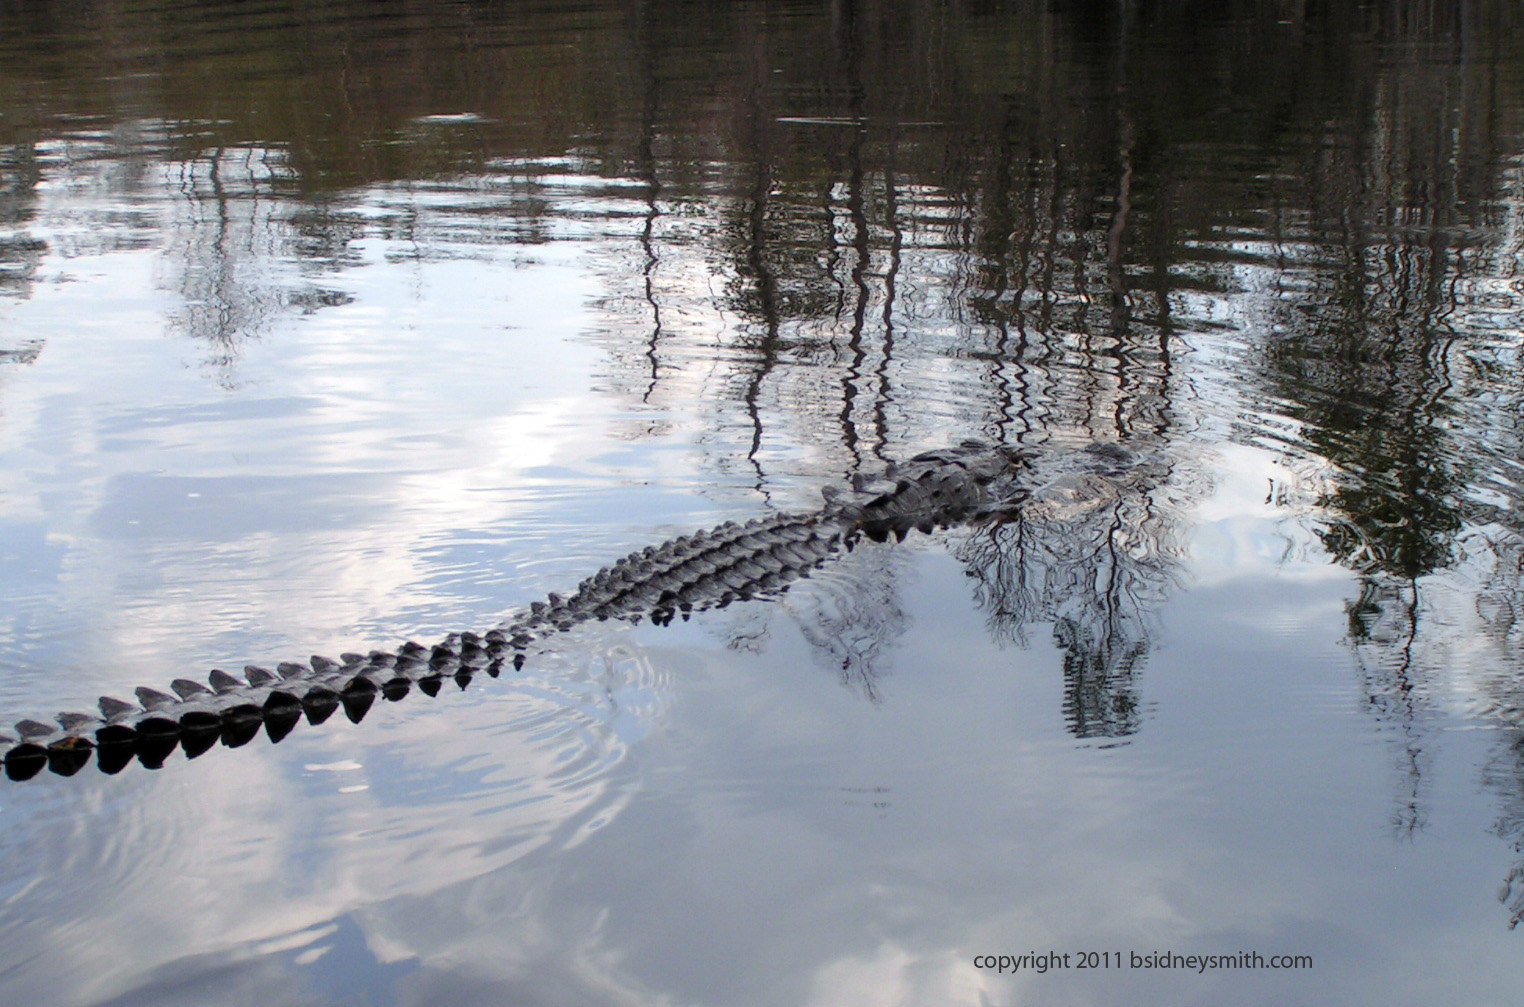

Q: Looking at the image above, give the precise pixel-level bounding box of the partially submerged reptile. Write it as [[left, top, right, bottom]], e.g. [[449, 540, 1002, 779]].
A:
[[1, 440, 1137, 781]]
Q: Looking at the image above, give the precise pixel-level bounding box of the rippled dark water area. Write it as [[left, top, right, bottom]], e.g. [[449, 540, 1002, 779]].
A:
[[2, 1, 1524, 1004]]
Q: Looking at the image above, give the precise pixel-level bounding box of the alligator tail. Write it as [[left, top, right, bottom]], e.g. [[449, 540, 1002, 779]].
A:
[[0, 441, 1025, 781]]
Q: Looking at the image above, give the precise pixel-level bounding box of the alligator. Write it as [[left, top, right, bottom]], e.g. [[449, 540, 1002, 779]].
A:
[[0, 439, 1126, 782]]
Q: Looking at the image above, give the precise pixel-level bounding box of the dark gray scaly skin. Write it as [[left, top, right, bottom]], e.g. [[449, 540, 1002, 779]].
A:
[[0, 441, 1031, 782]]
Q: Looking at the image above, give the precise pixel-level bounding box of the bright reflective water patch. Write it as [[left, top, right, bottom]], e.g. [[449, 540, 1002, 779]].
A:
[[2, 1, 1524, 1005]]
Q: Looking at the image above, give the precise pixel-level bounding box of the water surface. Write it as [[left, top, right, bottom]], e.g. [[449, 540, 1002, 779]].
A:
[[2, 2, 1523, 1004]]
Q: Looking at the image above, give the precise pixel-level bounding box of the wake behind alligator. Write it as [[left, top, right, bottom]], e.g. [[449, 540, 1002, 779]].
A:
[[1, 440, 1132, 782]]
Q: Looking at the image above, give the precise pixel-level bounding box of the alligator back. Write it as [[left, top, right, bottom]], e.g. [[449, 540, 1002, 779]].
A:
[[0, 441, 1030, 781]]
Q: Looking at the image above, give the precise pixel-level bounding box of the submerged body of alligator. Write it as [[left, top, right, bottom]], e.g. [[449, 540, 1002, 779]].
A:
[[0, 440, 1135, 781]]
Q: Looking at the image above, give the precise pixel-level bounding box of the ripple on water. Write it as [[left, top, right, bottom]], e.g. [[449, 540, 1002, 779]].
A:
[[0, 628, 670, 1002]]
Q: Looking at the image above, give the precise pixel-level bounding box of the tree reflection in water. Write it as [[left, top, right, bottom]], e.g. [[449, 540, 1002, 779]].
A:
[[3, 0, 1524, 927]]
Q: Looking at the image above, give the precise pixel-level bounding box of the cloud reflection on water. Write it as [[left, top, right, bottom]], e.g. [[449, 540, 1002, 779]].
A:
[[2, 1, 1524, 1002]]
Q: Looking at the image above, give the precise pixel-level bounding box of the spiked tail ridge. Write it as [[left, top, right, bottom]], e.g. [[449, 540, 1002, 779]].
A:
[[1, 442, 1031, 781]]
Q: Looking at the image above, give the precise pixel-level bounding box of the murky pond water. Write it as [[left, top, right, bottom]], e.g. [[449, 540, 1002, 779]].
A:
[[2, 1, 1523, 1004]]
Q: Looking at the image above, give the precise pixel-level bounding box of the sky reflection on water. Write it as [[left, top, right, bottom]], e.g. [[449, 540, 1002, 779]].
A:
[[2, 1, 1524, 1004]]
